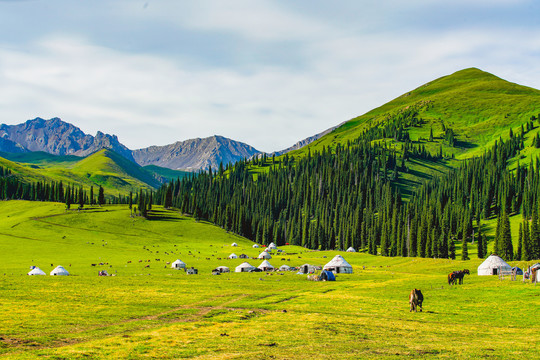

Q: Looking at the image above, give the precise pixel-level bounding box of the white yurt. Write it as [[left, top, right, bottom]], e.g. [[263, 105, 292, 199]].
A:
[[258, 260, 274, 271], [279, 264, 291, 271], [323, 255, 353, 274], [268, 243, 277, 250], [252, 244, 260, 248], [50, 265, 69, 276], [235, 262, 255, 273], [346, 247, 356, 252], [228, 253, 238, 259], [299, 264, 317, 274], [171, 259, 186, 269], [258, 251, 272, 259], [477, 254, 512, 275], [28, 267, 46, 275], [231, 242, 238, 247], [216, 266, 230, 273]]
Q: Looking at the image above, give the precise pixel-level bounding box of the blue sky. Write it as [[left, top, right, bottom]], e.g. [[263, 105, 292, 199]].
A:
[[0, 0, 539, 152]]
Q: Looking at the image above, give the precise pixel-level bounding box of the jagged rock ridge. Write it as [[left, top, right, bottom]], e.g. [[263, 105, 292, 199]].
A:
[[132, 135, 260, 171], [0, 118, 261, 171], [0, 117, 134, 161]]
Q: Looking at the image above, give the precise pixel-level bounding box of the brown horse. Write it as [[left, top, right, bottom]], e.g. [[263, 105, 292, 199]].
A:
[[409, 289, 423, 312], [449, 269, 470, 285]]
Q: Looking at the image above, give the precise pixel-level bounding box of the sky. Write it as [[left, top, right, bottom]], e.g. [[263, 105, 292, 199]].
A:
[[0, 0, 540, 152]]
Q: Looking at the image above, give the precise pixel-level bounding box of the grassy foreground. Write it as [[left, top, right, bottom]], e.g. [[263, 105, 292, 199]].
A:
[[0, 201, 538, 359]]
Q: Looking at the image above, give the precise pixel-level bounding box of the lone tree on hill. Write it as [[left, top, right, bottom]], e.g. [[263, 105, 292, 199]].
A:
[[98, 186, 105, 206]]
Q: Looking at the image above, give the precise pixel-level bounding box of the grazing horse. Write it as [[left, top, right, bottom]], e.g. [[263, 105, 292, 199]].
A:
[[409, 289, 423, 312], [449, 269, 470, 285], [447, 272, 456, 285]]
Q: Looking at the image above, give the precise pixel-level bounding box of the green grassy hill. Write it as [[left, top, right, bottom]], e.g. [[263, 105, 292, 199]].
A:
[[0, 149, 161, 197], [299, 68, 540, 158], [70, 149, 161, 190], [0, 201, 537, 359]]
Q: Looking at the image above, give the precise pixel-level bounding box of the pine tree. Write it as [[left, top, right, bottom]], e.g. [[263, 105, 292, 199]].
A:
[[516, 222, 523, 260], [98, 186, 105, 206], [500, 211, 513, 260], [521, 220, 530, 260], [461, 238, 469, 260], [78, 187, 84, 209], [129, 191, 133, 216], [530, 208, 539, 258], [477, 224, 484, 258], [449, 237, 456, 260]]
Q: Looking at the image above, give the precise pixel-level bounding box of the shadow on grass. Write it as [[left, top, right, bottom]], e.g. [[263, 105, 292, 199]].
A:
[[146, 210, 185, 222], [455, 140, 478, 149]]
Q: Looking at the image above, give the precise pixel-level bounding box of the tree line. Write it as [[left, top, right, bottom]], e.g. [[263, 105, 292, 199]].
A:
[[154, 118, 540, 261]]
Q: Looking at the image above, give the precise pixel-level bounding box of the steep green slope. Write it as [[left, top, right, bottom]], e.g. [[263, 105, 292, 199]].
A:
[[299, 68, 540, 158], [70, 149, 161, 190]]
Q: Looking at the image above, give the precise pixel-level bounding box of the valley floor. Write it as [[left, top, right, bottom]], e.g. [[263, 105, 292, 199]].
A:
[[0, 202, 538, 359]]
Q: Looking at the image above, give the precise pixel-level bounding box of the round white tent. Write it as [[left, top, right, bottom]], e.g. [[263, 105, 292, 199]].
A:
[[279, 264, 290, 271], [323, 255, 353, 274], [50, 265, 69, 276], [231, 242, 238, 247], [268, 243, 277, 250], [252, 244, 260, 248], [257, 251, 272, 259], [346, 247, 356, 252], [28, 267, 46, 275], [216, 266, 230, 273], [235, 262, 255, 273], [258, 260, 274, 271], [228, 253, 238, 259], [477, 254, 512, 275], [171, 259, 186, 269]]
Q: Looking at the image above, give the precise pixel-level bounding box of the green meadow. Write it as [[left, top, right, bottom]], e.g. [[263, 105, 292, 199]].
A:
[[0, 201, 538, 359]]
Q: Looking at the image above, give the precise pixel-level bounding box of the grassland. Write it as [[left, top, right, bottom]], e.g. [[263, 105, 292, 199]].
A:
[[0, 201, 538, 359]]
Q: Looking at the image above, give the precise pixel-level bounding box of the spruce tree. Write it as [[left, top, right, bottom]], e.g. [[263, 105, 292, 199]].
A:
[[516, 222, 523, 260], [461, 237, 469, 260], [98, 186, 105, 206], [477, 224, 484, 258], [78, 187, 84, 209], [501, 211, 513, 260]]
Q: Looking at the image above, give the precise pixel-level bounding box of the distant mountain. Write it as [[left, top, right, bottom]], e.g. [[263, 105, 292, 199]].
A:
[[132, 135, 260, 171], [0, 118, 260, 171], [0, 117, 134, 161]]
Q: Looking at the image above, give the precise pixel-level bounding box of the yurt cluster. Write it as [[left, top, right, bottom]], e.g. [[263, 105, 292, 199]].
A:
[[26, 241, 539, 283], [169, 242, 354, 277]]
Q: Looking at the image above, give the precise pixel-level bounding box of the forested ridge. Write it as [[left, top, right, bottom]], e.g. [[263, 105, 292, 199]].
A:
[[156, 119, 540, 261]]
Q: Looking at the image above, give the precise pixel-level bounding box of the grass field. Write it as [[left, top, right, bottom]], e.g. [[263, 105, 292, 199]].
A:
[[0, 201, 538, 359]]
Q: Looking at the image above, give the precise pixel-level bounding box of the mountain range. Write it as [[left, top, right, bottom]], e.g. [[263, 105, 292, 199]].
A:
[[0, 117, 333, 171], [0, 118, 262, 171]]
